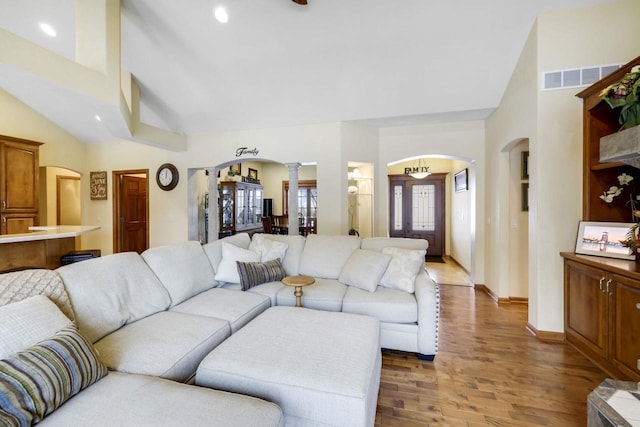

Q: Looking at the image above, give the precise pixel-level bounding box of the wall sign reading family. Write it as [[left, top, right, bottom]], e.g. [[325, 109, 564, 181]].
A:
[[90, 171, 108, 200], [235, 147, 259, 157]]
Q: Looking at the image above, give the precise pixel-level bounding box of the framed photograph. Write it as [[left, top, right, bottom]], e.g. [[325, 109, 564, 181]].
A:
[[575, 221, 636, 260], [248, 168, 258, 180], [521, 151, 529, 180], [521, 183, 529, 212], [454, 168, 468, 192], [230, 163, 241, 176]]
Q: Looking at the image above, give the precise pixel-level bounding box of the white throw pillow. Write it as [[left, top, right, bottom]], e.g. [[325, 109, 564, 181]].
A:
[[0, 295, 73, 359], [379, 247, 426, 293], [249, 234, 289, 262], [214, 242, 261, 284], [338, 249, 391, 292]]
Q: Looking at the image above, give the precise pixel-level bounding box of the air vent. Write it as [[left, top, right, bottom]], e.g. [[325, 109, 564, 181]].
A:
[[542, 64, 621, 90]]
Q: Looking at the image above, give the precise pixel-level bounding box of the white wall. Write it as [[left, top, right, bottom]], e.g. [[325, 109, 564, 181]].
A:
[[451, 159, 472, 270]]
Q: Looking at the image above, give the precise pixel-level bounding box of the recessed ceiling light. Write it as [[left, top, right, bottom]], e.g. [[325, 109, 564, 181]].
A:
[[39, 22, 57, 37], [213, 7, 229, 24], [95, 115, 102, 122]]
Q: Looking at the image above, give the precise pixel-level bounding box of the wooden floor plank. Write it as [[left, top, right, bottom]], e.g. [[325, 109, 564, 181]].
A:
[[375, 284, 607, 426]]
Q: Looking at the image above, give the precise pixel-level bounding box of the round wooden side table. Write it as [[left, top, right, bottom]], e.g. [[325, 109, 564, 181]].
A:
[[282, 275, 315, 307]]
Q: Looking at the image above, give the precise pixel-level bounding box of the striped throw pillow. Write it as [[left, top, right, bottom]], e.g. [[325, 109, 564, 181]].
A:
[[0, 324, 108, 425], [236, 258, 286, 291]]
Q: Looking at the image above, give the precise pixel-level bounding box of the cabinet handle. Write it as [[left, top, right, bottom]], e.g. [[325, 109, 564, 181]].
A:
[[599, 277, 605, 291], [1, 200, 4, 210], [606, 279, 612, 295], [636, 303, 640, 310]]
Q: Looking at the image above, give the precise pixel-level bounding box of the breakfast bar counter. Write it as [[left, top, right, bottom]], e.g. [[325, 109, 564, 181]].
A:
[[0, 225, 100, 272]]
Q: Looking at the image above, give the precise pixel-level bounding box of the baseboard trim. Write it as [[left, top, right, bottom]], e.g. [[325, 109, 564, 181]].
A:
[[474, 284, 528, 305], [526, 322, 566, 343]]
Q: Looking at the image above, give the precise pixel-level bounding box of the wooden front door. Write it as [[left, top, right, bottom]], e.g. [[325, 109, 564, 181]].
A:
[[113, 171, 149, 254], [122, 175, 147, 253], [388, 174, 446, 257]]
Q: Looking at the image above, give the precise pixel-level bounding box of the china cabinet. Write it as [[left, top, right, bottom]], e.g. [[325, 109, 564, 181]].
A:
[[219, 181, 263, 235]]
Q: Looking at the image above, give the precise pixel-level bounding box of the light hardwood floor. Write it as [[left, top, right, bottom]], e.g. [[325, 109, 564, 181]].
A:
[[424, 257, 472, 287], [375, 284, 608, 426]]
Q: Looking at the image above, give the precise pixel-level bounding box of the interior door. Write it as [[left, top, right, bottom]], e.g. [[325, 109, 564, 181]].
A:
[[389, 174, 446, 257], [121, 175, 148, 253]]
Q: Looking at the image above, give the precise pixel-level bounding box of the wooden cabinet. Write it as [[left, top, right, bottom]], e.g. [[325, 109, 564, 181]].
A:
[[0, 135, 42, 234], [219, 181, 263, 235], [576, 56, 640, 222], [563, 252, 640, 380]]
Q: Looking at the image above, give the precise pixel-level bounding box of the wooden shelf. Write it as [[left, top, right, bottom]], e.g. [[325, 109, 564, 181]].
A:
[[591, 161, 626, 171], [577, 56, 640, 222]]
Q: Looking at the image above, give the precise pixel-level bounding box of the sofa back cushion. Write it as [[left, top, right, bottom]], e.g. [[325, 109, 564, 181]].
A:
[[252, 233, 306, 276], [0, 269, 75, 321], [299, 235, 360, 279], [142, 241, 216, 307], [0, 295, 73, 360], [56, 252, 171, 343], [361, 237, 429, 253], [202, 233, 251, 276]]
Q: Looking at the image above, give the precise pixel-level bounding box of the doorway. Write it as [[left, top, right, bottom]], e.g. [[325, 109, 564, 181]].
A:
[[388, 173, 446, 257], [56, 176, 81, 225], [113, 170, 149, 254]]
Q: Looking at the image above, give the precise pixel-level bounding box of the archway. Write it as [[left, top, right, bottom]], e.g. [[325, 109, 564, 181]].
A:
[[386, 154, 477, 283]]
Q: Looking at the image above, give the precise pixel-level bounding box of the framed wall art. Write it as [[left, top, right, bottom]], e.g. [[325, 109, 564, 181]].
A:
[[574, 221, 636, 260], [89, 171, 107, 200], [454, 168, 468, 192]]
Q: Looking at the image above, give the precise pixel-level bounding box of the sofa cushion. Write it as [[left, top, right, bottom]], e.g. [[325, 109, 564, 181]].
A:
[[379, 247, 427, 293], [342, 286, 418, 323], [202, 233, 251, 276], [37, 371, 284, 427], [57, 252, 171, 343], [0, 324, 107, 426], [237, 259, 287, 291], [214, 242, 261, 284], [361, 237, 429, 253], [142, 241, 216, 307], [249, 234, 288, 262], [298, 235, 360, 279], [170, 288, 270, 333], [0, 295, 72, 360], [94, 311, 230, 383], [276, 278, 347, 311], [0, 269, 75, 321], [254, 234, 306, 276], [338, 249, 391, 292]]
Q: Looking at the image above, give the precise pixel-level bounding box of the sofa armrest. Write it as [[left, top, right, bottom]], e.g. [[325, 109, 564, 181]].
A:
[[414, 269, 439, 356]]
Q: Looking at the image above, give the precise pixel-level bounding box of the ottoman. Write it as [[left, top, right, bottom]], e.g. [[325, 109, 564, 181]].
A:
[[195, 306, 381, 427]]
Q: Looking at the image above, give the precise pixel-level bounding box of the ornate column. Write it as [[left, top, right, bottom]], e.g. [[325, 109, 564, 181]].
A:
[[206, 167, 219, 242], [286, 163, 301, 236]]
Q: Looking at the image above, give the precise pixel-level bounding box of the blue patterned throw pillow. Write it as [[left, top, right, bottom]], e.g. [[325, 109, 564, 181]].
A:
[[0, 324, 108, 426]]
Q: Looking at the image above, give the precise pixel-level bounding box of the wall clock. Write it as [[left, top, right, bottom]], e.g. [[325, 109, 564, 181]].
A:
[[156, 163, 179, 191]]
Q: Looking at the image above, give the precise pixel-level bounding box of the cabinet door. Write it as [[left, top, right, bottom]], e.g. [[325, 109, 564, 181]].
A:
[[1, 140, 39, 213], [236, 186, 246, 228], [219, 184, 234, 231], [1, 213, 37, 234], [565, 260, 609, 359], [612, 275, 640, 380]]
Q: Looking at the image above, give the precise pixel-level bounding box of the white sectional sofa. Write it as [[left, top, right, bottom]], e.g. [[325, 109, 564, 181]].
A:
[[0, 233, 439, 426]]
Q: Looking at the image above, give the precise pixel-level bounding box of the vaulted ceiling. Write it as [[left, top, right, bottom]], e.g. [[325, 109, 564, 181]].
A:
[[0, 0, 620, 144]]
